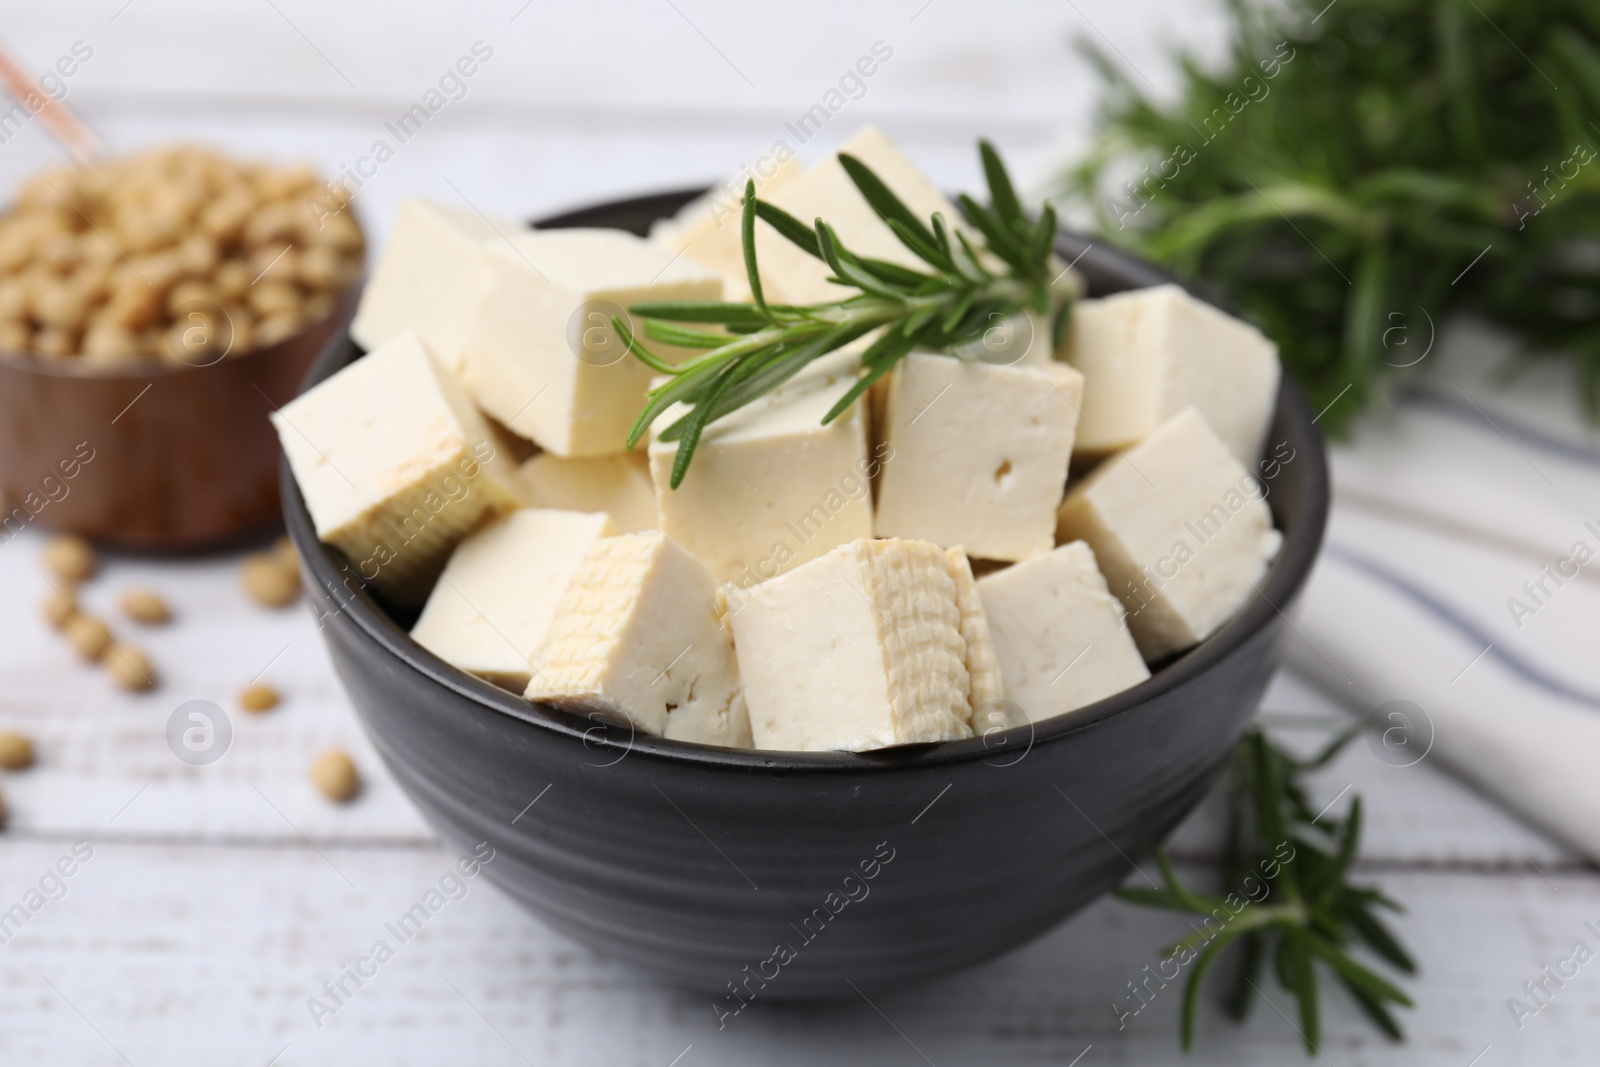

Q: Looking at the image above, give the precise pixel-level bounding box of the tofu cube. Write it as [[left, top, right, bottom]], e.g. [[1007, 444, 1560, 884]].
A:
[[455, 228, 723, 457], [874, 353, 1084, 561], [350, 198, 514, 373], [727, 537, 978, 752], [1064, 284, 1281, 463], [526, 531, 751, 747], [751, 126, 965, 306], [1055, 407, 1280, 660], [990, 308, 1058, 368], [520, 452, 658, 533], [410, 509, 616, 690], [976, 541, 1150, 730], [947, 546, 1004, 710], [650, 352, 875, 586], [651, 127, 952, 306], [272, 331, 526, 606], [650, 153, 805, 301]]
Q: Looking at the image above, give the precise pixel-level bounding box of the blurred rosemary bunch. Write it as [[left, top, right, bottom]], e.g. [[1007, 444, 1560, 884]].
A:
[[1062, 0, 1600, 435], [1118, 728, 1415, 1053]]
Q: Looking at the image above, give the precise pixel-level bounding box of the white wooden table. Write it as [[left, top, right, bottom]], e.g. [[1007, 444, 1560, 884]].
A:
[[0, 3, 1594, 1063]]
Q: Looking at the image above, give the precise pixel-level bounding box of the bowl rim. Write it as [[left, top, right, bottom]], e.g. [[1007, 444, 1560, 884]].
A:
[[282, 190, 1330, 773]]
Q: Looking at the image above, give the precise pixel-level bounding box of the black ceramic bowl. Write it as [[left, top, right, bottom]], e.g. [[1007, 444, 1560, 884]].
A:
[[282, 190, 1329, 999]]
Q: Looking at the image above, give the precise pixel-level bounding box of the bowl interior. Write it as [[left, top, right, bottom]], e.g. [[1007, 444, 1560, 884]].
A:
[[282, 190, 1329, 772]]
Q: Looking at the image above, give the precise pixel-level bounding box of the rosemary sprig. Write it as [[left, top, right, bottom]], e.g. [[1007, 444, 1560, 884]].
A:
[[1118, 727, 1415, 1054], [617, 141, 1069, 486], [1062, 0, 1600, 434]]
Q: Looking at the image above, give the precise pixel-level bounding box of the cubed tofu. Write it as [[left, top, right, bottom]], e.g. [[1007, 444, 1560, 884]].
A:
[[650, 153, 805, 301], [1064, 284, 1280, 464], [752, 126, 964, 306], [960, 307, 1066, 369], [650, 351, 876, 586], [962, 263, 1090, 369], [454, 228, 723, 457], [350, 198, 515, 373], [520, 452, 658, 533], [874, 353, 1084, 562], [526, 531, 750, 747], [1055, 407, 1280, 660], [946, 546, 1004, 710], [272, 331, 526, 606], [410, 509, 616, 689], [727, 537, 978, 752], [976, 541, 1150, 728]]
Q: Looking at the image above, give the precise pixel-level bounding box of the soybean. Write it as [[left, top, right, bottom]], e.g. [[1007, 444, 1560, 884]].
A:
[[241, 551, 299, 607], [106, 643, 156, 691], [42, 534, 95, 582], [64, 614, 111, 661], [119, 586, 172, 625], [311, 748, 360, 803], [0, 733, 34, 771], [39, 587, 78, 629], [239, 683, 280, 713]]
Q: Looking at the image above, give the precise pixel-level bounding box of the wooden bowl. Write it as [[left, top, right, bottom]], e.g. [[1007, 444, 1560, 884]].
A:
[[0, 286, 359, 551]]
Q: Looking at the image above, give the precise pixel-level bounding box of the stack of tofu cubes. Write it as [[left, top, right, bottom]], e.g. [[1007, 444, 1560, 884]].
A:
[[274, 126, 1284, 754]]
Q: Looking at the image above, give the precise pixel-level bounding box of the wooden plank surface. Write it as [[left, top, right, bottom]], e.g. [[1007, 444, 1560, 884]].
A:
[[0, 0, 1232, 231], [1, 840, 1593, 1067], [0, 530, 432, 844], [0, 1, 1226, 122]]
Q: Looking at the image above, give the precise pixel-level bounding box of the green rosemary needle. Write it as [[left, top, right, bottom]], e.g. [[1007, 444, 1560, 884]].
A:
[[1118, 727, 1416, 1054], [616, 140, 1071, 486]]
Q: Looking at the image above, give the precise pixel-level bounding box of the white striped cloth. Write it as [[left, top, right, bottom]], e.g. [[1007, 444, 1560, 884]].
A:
[[1285, 317, 1600, 862]]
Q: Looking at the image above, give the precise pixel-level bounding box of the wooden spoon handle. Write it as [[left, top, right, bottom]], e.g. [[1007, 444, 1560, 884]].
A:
[[0, 37, 100, 163]]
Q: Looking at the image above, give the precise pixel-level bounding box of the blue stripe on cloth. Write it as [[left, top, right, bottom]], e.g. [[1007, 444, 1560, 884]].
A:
[[1325, 543, 1600, 713], [1401, 387, 1600, 472]]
